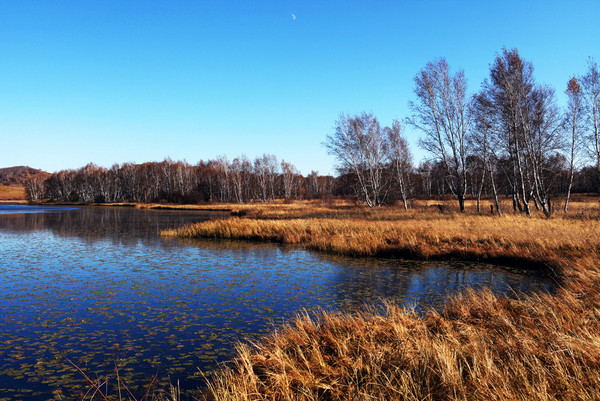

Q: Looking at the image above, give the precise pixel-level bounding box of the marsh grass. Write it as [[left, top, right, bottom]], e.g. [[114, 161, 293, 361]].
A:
[[161, 200, 600, 400], [206, 276, 600, 400], [163, 205, 600, 272]]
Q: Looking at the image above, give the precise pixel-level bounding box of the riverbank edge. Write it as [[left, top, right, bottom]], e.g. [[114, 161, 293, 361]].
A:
[[161, 206, 600, 400], [28, 200, 237, 211]]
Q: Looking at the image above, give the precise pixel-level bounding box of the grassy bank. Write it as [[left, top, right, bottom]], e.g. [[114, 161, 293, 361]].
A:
[[206, 275, 600, 400], [0, 185, 26, 202], [163, 200, 599, 273], [161, 200, 600, 400]]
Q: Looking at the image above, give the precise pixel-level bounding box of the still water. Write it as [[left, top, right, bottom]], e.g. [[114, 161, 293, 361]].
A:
[[0, 205, 555, 400]]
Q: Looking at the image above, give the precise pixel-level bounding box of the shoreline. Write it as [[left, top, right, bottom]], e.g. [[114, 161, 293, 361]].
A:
[[27, 200, 237, 212]]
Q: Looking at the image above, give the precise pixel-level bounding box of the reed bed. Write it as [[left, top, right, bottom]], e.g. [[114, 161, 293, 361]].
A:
[[161, 201, 600, 400]]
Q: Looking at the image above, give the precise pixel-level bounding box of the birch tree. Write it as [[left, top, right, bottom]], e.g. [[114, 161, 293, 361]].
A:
[[281, 160, 300, 200], [408, 58, 470, 212], [385, 120, 412, 210], [482, 49, 562, 216], [24, 175, 46, 202], [325, 112, 389, 207], [522, 85, 562, 216], [564, 77, 584, 212], [581, 58, 600, 194], [484, 49, 534, 214], [254, 154, 278, 202], [471, 92, 502, 215]]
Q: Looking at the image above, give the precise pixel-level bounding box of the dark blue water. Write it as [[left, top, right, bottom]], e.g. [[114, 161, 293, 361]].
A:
[[0, 205, 79, 214], [0, 205, 555, 400]]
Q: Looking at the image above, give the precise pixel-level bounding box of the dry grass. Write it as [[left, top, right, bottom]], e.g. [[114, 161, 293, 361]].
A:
[[206, 276, 600, 400], [163, 203, 600, 272], [0, 185, 26, 201], [167, 200, 600, 400]]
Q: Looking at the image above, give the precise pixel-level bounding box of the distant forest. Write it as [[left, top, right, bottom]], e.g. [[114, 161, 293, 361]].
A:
[[26, 49, 600, 216], [25, 156, 335, 204], [23, 153, 598, 208]]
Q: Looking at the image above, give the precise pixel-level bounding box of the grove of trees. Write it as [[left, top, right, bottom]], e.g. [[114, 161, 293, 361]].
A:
[[324, 113, 411, 207], [325, 48, 600, 215]]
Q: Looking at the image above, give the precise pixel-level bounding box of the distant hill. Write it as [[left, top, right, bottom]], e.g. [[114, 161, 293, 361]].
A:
[[0, 166, 49, 186]]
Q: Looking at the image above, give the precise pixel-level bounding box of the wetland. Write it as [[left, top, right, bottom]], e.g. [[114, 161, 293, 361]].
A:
[[0, 205, 555, 400]]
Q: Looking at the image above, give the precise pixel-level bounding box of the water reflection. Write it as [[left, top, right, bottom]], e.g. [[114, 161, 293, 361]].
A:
[[0, 205, 555, 400], [0, 205, 227, 245], [0, 205, 79, 214]]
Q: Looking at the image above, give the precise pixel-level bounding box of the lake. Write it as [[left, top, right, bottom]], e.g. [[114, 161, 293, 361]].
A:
[[0, 205, 555, 400]]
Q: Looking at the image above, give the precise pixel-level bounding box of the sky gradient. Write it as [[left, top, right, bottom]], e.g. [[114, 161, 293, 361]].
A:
[[1, 1, 599, 175]]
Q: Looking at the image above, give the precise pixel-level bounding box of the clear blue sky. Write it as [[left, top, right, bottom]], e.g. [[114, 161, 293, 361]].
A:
[[1, 1, 599, 175]]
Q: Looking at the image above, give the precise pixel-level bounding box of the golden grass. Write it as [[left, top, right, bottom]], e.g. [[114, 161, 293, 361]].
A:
[[163, 205, 600, 272], [166, 200, 600, 400], [205, 278, 600, 400], [0, 185, 26, 200]]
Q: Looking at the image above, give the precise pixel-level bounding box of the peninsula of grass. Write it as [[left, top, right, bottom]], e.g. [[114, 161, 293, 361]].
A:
[[162, 199, 598, 272], [168, 199, 600, 400]]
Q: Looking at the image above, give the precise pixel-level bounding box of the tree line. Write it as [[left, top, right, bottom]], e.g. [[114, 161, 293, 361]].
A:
[[24, 149, 598, 209], [24, 156, 336, 204], [326, 48, 600, 215]]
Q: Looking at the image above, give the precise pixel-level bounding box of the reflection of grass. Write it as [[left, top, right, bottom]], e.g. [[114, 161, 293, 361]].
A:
[[163, 200, 600, 400]]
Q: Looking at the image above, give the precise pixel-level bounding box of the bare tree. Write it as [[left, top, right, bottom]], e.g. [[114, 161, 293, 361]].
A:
[[24, 175, 46, 202], [417, 162, 433, 197], [482, 49, 562, 217], [254, 154, 278, 202], [281, 160, 300, 200], [484, 49, 534, 215], [385, 120, 412, 210], [522, 85, 563, 216], [408, 58, 470, 212], [214, 155, 230, 202], [325, 112, 389, 207], [240, 155, 254, 202], [564, 77, 584, 212], [471, 92, 502, 215], [307, 170, 321, 198], [581, 58, 600, 194], [230, 157, 245, 203]]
